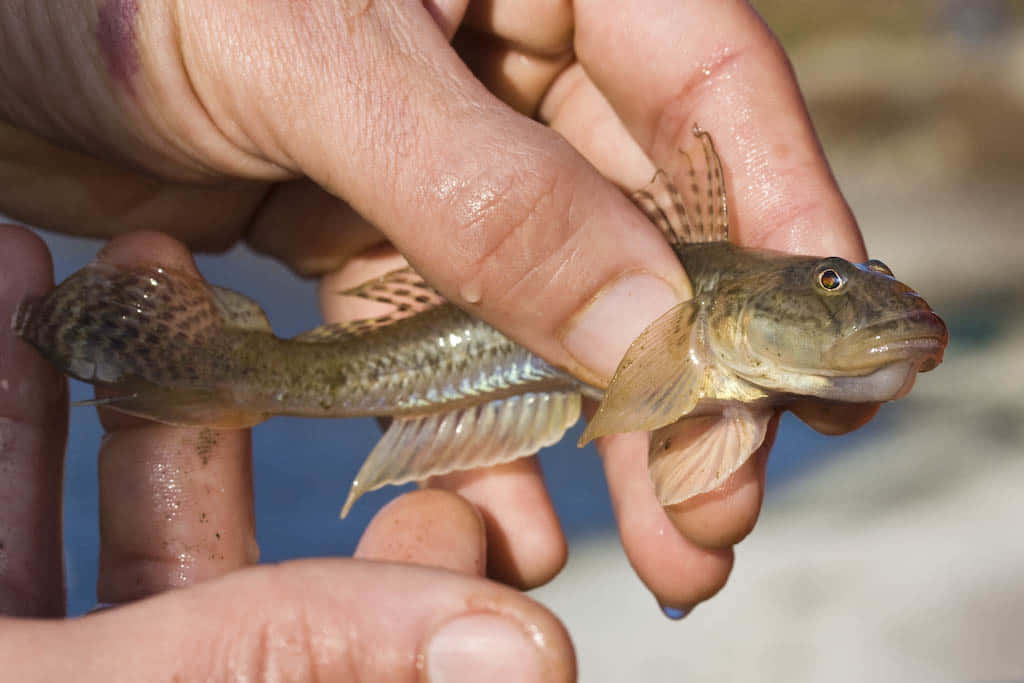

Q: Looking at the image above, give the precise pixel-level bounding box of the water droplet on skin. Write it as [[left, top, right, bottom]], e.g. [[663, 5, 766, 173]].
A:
[[459, 279, 482, 305]]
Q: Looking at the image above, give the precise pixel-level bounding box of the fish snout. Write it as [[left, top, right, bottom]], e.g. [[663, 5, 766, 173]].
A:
[[910, 309, 948, 372], [828, 308, 948, 373]]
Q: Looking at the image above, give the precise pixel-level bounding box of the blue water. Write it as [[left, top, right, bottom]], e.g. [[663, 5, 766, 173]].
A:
[[39, 232, 888, 616]]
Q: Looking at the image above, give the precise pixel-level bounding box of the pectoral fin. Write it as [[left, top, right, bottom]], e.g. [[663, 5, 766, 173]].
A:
[[341, 391, 581, 517], [647, 406, 772, 506], [580, 300, 706, 444]]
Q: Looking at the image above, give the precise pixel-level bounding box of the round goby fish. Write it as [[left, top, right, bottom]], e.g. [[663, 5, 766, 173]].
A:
[[13, 128, 947, 515]]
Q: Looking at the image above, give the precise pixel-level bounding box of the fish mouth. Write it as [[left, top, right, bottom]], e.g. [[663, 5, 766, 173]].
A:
[[826, 310, 948, 374]]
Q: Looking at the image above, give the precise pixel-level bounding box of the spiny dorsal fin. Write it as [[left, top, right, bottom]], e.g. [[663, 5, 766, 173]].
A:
[[295, 267, 446, 343], [631, 171, 690, 250], [631, 125, 728, 245], [647, 406, 772, 505], [340, 266, 444, 314], [210, 286, 273, 332], [341, 391, 581, 517], [580, 299, 708, 444]]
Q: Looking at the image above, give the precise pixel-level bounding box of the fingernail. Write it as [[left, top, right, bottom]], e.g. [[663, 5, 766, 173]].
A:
[[426, 613, 546, 683], [660, 604, 691, 621], [560, 272, 681, 383]]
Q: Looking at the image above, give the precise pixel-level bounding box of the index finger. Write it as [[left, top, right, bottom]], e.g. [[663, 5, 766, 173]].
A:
[[575, 0, 866, 259]]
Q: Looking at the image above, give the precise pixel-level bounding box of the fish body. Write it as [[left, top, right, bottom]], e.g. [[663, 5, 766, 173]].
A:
[[13, 128, 947, 514]]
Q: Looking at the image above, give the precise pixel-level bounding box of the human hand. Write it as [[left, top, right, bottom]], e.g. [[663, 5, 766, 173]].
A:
[[0, 0, 868, 615], [0, 225, 575, 681]]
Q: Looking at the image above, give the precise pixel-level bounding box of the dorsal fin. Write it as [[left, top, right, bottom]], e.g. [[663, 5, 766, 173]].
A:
[[340, 266, 444, 314], [631, 125, 729, 245], [295, 267, 445, 343], [209, 286, 273, 332]]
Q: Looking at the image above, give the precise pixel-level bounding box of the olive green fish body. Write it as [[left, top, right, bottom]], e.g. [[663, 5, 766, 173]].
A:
[[14, 127, 948, 514], [14, 263, 579, 421]]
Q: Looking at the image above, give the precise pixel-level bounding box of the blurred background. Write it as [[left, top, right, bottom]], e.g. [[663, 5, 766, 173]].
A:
[[26, 0, 1024, 680]]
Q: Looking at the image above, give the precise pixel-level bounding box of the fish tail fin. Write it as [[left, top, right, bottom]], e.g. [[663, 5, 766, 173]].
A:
[[15, 262, 269, 427], [340, 390, 581, 517]]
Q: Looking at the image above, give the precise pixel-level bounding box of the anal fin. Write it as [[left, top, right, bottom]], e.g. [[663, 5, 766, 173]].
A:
[[73, 379, 267, 429], [341, 391, 581, 517], [647, 405, 772, 506]]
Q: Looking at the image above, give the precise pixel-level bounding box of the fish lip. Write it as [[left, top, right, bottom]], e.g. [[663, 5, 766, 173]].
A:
[[827, 310, 948, 374]]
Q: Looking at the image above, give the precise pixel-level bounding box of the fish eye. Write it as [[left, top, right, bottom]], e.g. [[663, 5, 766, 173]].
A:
[[817, 267, 846, 292], [865, 259, 894, 276]]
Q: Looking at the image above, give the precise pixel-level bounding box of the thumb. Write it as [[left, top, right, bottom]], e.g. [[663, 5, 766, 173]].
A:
[[2, 559, 575, 682], [174, 1, 689, 385]]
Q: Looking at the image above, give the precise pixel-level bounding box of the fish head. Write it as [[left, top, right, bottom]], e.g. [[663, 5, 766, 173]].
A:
[[712, 254, 948, 403]]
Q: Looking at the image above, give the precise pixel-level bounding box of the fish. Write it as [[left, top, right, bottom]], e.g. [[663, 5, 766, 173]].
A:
[[12, 127, 947, 516]]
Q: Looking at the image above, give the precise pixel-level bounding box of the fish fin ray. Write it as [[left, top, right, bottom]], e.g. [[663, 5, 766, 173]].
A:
[[340, 266, 444, 321], [15, 262, 228, 388], [72, 378, 265, 428], [631, 170, 690, 250], [634, 125, 728, 245], [71, 394, 140, 408], [340, 391, 581, 517], [296, 268, 446, 343], [579, 300, 705, 444], [648, 405, 772, 505]]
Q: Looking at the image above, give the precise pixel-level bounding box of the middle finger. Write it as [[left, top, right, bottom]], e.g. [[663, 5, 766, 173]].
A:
[[93, 232, 258, 604]]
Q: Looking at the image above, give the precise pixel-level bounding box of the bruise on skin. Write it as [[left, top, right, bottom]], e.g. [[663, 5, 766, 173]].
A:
[[96, 0, 140, 94]]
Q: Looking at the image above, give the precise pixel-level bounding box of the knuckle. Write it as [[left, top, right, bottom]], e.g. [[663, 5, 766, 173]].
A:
[[448, 150, 585, 305], [214, 569, 353, 683]]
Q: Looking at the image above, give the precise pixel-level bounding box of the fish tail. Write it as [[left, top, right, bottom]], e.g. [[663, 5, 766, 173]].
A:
[[14, 262, 269, 428]]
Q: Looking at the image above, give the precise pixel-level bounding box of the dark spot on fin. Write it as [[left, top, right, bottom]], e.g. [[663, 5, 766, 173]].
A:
[[631, 125, 729, 245], [298, 267, 446, 343], [648, 406, 772, 505], [340, 391, 581, 517], [338, 266, 444, 314]]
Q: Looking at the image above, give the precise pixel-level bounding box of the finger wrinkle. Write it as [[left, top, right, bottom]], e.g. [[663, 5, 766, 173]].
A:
[[645, 43, 752, 164], [449, 159, 572, 299]]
